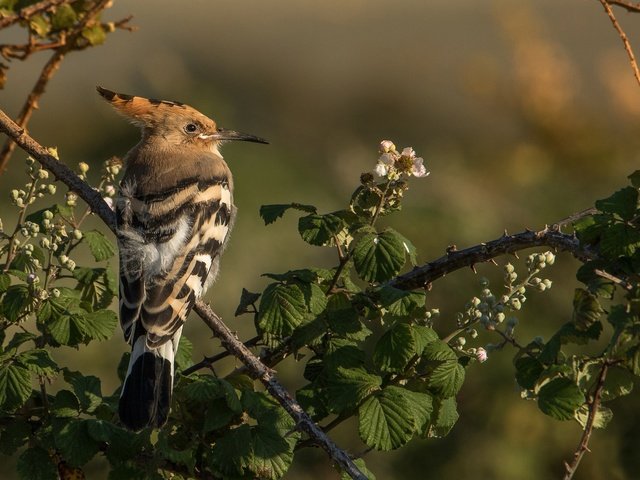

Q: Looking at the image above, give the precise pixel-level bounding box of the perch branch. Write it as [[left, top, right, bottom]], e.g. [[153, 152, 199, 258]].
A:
[[597, 0, 640, 87], [0, 107, 368, 480], [608, 0, 640, 13]]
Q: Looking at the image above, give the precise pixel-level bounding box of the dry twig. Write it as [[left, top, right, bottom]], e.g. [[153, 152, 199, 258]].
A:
[[597, 0, 640, 87]]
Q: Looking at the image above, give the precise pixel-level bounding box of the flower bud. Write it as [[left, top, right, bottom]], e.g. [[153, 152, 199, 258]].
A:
[[47, 184, 57, 195], [379, 140, 396, 153], [72, 229, 83, 240], [51, 288, 61, 298], [78, 162, 90, 174], [59, 255, 69, 264], [37, 169, 49, 179], [544, 252, 556, 265], [475, 347, 488, 363]]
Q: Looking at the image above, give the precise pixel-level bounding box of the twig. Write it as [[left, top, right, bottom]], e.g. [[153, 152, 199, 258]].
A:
[[181, 335, 261, 376], [388, 226, 595, 291], [563, 361, 610, 480], [597, 0, 640, 87], [608, 0, 640, 13], [0, 106, 369, 480], [594, 268, 635, 290]]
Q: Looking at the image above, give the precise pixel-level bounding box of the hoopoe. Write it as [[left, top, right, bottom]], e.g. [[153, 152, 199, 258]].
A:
[[97, 86, 267, 431]]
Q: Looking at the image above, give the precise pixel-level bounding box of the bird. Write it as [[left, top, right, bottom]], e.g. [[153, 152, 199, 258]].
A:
[[97, 86, 267, 431]]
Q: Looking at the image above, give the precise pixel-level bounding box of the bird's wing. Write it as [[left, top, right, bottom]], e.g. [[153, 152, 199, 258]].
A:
[[116, 178, 233, 347]]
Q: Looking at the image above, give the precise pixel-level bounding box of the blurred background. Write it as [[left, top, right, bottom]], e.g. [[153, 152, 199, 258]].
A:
[[2, 0, 640, 478]]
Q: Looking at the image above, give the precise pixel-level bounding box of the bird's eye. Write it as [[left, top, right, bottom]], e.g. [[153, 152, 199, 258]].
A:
[[184, 123, 198, 133]]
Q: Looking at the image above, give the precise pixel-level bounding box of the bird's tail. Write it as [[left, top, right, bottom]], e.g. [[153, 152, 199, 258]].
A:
[[119, 328, 182, 431]]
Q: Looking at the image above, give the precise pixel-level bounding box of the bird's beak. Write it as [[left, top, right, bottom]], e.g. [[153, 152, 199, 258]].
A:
[[200, 128, 269, 144]]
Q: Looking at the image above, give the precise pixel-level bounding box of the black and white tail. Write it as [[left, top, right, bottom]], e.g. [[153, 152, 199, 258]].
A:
[[119, 327, 182, 431]]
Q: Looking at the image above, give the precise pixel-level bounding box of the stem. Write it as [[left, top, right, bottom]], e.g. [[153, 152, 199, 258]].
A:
[[563, 361, 610, 480]]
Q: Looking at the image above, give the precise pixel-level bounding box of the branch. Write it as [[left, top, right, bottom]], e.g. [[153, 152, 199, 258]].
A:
[[0, 107, 368, 480], [0, 0, 80, 29], [389, 227, 594, 291], [597, 0, 640, 87], [563, 361, 610, 480]]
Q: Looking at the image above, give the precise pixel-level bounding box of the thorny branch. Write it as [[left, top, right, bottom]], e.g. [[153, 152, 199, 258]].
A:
[[0, 108, 369, 480]]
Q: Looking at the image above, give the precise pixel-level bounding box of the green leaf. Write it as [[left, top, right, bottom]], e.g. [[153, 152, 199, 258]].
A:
[[353, 228, 407, 283], [574, 404, 613, 430], [599, 222, 640, 258], [82, 24, 107, 45], [325, 293, 372, 341], [52, 389, 80, 417], [298, 213, 345, 246], [402, 388, 434, 435], [538, 378, 585, 421], [249, 425, 295, 480], [595, 186, 639, 220], [411, 325, 439, 356], [175, 335, 193, 370], [73, 267, 116, 310], [0, 361, 32, 410], [83, 309, 118, 341], [0, 272, 10, 292], [257, 283, 307, 337], [16, 349, 57, 377], [572, 288, 603, 329], [259, 203, 317, 225], [235, 287, 261, 316], [17, 446, 57, 480], [53, 419, 100, 467], [373, 323, 416, 373], [422, 341, 465, 397], [378, 286, 426, 318], [394, 231, 418, 266], [83, 229, 116, 261], [426, 397, 459, 438], [209, 423, 252, 476], [358, 386, 416, 450], [327, 367, 382, 413], [5, 331, 37, 351], [29, 15, 50, 37], [291, 316, 327, 350], [64, 370, 102, 413], [1, 284, 31, 322], [325, 338, 365, 370], [515, 357, 544, 390], [51, 3, 77, 30]]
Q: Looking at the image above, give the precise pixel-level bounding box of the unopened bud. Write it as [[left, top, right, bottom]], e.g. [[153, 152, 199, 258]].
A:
[[72, 229, 83, 240], [78, 162, 90, 174]]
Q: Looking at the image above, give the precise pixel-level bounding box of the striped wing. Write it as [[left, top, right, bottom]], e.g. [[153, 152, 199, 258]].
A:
[[116, 178, 233, 348]]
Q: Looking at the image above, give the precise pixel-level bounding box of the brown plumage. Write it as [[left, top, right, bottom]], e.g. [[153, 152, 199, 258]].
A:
[[97, 86, 267, 431]]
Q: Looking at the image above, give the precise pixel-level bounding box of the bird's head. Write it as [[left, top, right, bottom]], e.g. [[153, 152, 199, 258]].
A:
[[96, 86, 268, 152]]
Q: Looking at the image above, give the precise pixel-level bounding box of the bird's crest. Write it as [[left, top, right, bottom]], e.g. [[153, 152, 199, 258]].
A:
[[96, 86, 204, 126]]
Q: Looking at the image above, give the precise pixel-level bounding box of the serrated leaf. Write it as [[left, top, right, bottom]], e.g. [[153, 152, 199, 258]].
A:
[[422, 341, 465, 397], [325, 338, 365, 370], [249, 425, 295, 480], [358, 386, 415, 450], [402, 388, 433, 435], [515, 357, 544, 390], [378, 286, 426, 318], [51, 3, 77, 29], [1, 284, 31, 322], [572, 288, 603, 329], [0, 361, 32, 410], [629, 170, 640, 188], [601, 366, 634, 401], [17, 446, 57, 480], [259, 203, 317, 225], [53, 419, 100, 467], [574, 404, 613, 430], [327, 367, 382, 413], [82, 309, 118, 341], [257, 283, 307, 337], [5, 331, 36, 351], [595, 186, 639, 220], [538, 377, 585, 421], [235, 287, 261, 316], [353, 228, 407, 283], [73, 267, 116, 310], [373, 323, 416, 373], [599, 222, 640, 258], [298, 213, 345, 247], [83, 229, 116, 261], [427, 397, 459, 438], [411, 325, 439, 356], [16, 349, 57, 377], [296, 383, 329, 421], [291, 316, 327, 350]]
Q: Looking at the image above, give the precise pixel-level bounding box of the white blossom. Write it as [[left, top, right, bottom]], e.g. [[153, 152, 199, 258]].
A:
[[411, 157, 429, 178], [476, 347, 488, 363]]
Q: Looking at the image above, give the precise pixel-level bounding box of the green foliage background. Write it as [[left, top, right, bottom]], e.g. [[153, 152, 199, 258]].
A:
[[2, 0, 640, 479]]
